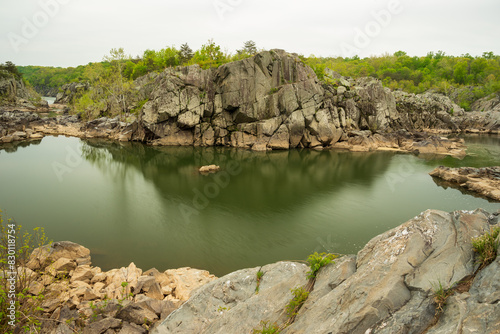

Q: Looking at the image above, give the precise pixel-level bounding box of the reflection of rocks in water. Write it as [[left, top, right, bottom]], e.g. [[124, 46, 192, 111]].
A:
[[0, 139, 42, 153], [81, 140, 394, 212], [430, 176, 498, 203]]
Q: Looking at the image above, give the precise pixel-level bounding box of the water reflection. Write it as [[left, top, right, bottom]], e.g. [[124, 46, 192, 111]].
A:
[[430, 176, 498, 203], [0, 139, 42, 154], [81, 140, 395, 213]]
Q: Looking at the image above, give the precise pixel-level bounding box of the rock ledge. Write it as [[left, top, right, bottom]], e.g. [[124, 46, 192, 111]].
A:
[[430, 166, 500, 201]]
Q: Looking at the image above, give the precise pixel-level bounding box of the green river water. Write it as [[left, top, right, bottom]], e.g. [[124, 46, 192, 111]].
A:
[[0, 135, 499, 276]]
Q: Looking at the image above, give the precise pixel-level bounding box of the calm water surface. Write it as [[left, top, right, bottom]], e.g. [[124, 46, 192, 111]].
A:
[[0, 135, 499, 276]]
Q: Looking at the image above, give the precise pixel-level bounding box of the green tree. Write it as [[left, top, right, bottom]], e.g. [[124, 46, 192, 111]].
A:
[[453, 60, 468, 84], [179, 43, 194, 64], [103, 48, 131, 116], [155, 46, 179, 69], [482, 51, 495, 60], [0, 61, 22, 79], [72, 48, 133, 120], [191, 39, 228, 69], [238, 40, 258, 55]]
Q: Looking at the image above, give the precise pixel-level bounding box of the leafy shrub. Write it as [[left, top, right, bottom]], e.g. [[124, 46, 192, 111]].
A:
[[472, 227, 500, 269], [0, 209, 51, 333], [306, 252, 337, 279], [0, 62, 22, 80], [285, 287, 309, 318]]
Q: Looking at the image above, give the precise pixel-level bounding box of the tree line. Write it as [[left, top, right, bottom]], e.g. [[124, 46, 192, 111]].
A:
[[305, 51, 500, 110], [16, 40, 258, 90]]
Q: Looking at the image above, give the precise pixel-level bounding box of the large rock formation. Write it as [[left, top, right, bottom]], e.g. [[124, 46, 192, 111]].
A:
[[135, 50, 402, 149], [430, 166, 500, 201], [128, 49, 496, 152], [152, 208, 500, 334]]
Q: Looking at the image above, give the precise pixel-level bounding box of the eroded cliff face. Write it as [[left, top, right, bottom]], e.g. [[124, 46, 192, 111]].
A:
[[134, 50, 404, 149]]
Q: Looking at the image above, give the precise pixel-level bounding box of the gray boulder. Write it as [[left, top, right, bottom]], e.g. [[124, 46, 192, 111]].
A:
[[152, 261, 308, 334]]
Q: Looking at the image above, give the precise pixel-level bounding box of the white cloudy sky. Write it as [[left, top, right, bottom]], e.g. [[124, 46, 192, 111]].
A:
[[0, 0, 499, 67]]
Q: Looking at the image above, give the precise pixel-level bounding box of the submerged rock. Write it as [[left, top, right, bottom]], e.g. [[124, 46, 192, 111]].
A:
[[430, 166, 500, 201]]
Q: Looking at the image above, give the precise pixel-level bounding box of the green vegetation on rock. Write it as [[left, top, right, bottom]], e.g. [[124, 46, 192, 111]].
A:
[[252, 321, 281, 334], [306, 252, 337, 279], [472, 226, 500, 269], [13, 46, 500, 119]]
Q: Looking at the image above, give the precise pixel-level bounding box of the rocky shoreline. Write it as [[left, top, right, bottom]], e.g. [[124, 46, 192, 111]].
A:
[[17, 241, 216, 334], [0, 109, 472, 159], [430, 166, 500, 201], [13, 208, 500, 333]]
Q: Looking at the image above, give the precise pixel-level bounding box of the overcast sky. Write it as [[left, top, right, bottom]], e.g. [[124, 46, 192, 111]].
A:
[[1, 0, 499, 68]]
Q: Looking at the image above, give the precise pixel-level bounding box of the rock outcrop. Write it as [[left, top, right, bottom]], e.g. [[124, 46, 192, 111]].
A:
[[430, 166, 500, 201], [470, 93, 500, 112], [0, 110, 135, 144], [54, 82, 90, 104], [18, 241, 216, 334], [134, 50, 403, 150], [392, 91, 462, 131], [152, 208, 500, 334], [0, 75, 45, 110], [33, 85, 59, 97], [454, 110, 500, 134]]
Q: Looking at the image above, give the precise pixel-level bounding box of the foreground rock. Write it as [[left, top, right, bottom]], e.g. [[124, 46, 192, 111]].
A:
[[20, 241, 216, 334], [430, 166, 500, 201], [153, 208, 500, 334]]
